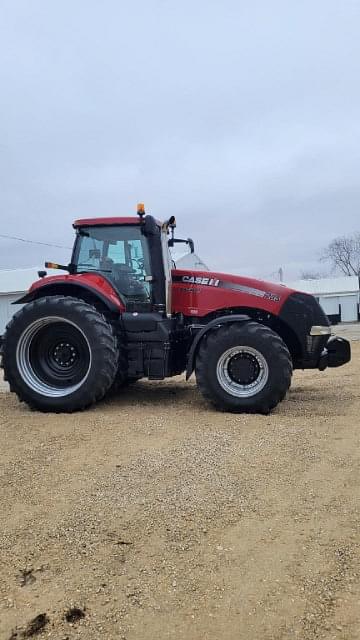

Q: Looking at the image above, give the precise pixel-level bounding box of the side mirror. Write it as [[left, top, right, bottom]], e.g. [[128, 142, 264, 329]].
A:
[[168, 237, 195, 253]]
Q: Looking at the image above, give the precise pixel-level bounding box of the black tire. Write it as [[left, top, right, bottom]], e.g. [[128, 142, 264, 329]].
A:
[[110, 349, 129, 392], [195, 321, 292, 414], [2, 296, 119, 413]]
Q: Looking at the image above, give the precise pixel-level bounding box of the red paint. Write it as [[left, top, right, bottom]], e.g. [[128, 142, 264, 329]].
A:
[[29, 268, 295, 320], [29, 273, 125, 311], [171, 269, 295, 318], [73, 217, 140, 227]]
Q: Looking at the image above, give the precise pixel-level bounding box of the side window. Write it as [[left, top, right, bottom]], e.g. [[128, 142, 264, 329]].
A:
[[107, 239, 149, 279], [74, 226, 153, 305], [77, 236, 102, 270], [106, 237, 151, 301], [108, 241, 125, 264], [128, 239, 147, 278]]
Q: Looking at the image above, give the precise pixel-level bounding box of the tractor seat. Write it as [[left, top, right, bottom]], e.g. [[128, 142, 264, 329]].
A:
[[110, 263, 148, 299]]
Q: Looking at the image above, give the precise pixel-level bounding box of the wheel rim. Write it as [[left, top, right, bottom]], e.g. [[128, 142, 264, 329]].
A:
[[16, 317, 92, 397], [216, 346, 269, 398]]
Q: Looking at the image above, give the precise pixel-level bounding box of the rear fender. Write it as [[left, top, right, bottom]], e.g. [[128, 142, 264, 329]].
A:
[[186, 314, 250, 379], [15, 279, 125, 314]]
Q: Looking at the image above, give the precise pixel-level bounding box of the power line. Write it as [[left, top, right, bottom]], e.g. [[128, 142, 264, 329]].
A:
[[0, 233, 71, 250]]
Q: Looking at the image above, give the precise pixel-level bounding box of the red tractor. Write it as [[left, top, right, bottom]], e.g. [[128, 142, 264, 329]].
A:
[[1, 205, 351, 413]]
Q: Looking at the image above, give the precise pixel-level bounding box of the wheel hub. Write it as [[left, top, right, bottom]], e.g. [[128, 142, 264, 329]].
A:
[[53, 343, 77, 367], [216, 346, 269, 398], [227, 352, 260, 385]]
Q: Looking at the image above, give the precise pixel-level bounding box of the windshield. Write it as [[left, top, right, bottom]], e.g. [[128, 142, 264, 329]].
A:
[[73, 225, 152, 303]]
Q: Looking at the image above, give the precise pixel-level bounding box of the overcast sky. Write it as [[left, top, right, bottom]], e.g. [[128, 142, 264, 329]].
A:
[[1, 0, 360, 281]]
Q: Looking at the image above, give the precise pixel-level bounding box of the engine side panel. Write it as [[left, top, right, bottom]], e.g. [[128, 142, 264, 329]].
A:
[[171, 269, 294, 318]]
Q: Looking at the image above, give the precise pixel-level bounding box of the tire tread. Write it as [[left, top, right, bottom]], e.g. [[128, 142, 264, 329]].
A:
[[195, 321, 292, 414], [2, 296, 119, 412]]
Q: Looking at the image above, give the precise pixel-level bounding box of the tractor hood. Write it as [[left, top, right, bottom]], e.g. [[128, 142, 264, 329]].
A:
[[171, 268, 295, 317]]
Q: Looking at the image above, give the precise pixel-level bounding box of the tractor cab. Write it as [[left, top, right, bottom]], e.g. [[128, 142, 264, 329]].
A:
[[42, 205, 196, 316], [60, 205, 174, 314], [52, 204, 194, 316], [72, 218, 156, 311]]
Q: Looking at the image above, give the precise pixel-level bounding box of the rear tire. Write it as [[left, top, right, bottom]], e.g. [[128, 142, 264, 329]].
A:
[[2, 296, 119, 412], [195, 321, 292, 413]]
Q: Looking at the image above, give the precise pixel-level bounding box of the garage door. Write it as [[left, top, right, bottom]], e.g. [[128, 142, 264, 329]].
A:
[[340, 295, 358, 322], [319, 297, 340, 315]]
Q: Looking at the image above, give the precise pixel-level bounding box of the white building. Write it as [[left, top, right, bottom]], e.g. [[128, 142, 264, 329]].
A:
[[286, 275, 360, 323], [0, 268, 57, 334]]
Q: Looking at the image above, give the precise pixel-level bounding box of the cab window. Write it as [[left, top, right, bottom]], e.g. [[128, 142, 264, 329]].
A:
[[74, 225, 152, 303]]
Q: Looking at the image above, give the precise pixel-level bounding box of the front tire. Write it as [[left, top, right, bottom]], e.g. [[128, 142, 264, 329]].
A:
[[2, 296, 119, 412], [195, 321, 292, 413]]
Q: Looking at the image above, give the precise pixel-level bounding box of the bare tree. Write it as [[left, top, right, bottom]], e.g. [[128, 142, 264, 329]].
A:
[[321, 232, 360, 277]]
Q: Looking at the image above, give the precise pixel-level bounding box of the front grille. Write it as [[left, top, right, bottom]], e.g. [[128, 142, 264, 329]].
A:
[[280, 292, 330, 367], [281, 292, 329, 335], [306, 334, 328, 356]]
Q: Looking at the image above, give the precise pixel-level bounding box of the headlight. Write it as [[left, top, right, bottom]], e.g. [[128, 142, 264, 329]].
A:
[[310, 325, 332, 336]]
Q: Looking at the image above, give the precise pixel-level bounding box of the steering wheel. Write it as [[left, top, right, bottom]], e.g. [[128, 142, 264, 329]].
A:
[[113, 263, 136, 275]]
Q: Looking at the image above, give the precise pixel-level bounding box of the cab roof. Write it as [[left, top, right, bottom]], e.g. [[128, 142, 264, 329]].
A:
[[73, 217, 140, 227]]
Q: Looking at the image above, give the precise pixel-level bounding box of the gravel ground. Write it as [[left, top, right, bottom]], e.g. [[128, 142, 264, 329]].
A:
[[332, 322, 360, 342], [0, 339, 359, 640]]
